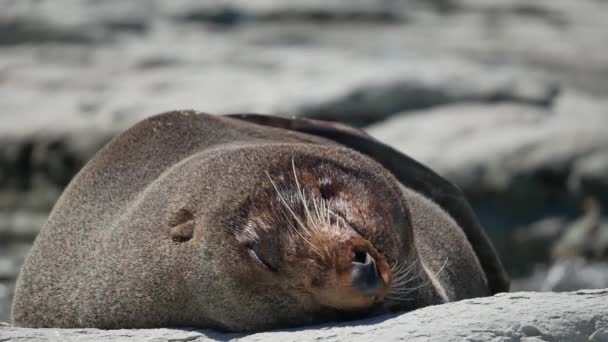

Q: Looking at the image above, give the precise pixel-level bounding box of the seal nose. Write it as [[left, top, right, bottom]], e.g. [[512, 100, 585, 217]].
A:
[[351, 249, 384, 296]]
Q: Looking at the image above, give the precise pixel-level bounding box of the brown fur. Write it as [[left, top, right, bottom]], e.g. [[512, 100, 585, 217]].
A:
[[12, 111, 508, 332]]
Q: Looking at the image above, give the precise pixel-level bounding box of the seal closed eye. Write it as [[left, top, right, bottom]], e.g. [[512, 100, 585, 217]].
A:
[[12, 111, 508, 332]]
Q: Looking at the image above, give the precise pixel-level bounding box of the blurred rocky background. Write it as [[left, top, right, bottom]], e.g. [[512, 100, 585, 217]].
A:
[[0, 0, 607, 323]]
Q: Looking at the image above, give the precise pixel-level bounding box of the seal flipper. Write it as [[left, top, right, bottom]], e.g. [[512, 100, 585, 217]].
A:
[[226, 113, 510, 294]]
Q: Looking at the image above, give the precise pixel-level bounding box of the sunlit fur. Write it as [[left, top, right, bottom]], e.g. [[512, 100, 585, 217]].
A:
[[12, 111, 505, 332]]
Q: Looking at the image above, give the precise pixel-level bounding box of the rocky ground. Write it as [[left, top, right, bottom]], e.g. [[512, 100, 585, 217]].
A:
[[2, 289, 607, 341], [1, 0, 607, 325]]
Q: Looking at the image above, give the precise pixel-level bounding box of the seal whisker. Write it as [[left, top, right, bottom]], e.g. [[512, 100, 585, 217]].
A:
[[324, 199, 332, 227], [314, 196, 330, 229], [397, 264, 416, 281], [311, 192, 322, 227], [266, 171, 324, 259], [291, 160, 316, 232], [285, 210, 325, 260], [266, 171, 307, 231], [388, 257, 450, 300], [395, 264, 425, 288], [386, 291, 415, 300], [435, 257, 449, 278], [387, 260, 425, 301], [291, 160, 332, 241], [390, 261, 417, 285]]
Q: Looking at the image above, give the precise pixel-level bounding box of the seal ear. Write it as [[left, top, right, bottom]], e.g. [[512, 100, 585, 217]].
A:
[[169, 208, 195, 243], [226, 113, 510, 294]]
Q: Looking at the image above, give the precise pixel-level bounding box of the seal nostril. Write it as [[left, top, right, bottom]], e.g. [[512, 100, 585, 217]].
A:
[[351, 251, 384, 296], [352, 250, 368, 264]]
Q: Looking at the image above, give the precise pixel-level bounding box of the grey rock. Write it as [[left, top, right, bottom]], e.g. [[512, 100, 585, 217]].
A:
[[0, 0, 153, 44], [0, 212, 48, 241], [366, 92, 608, 197], [513, 260, 608, 292], [0, 0, 606, 131], [1, 290, 607, 341], [542, 259, 608, 292], [301, 70, 558, 126], [2, 0, 608, 326], [0, 281, 14, 327], [551, 199, 601, 260], [0, 257, 20, 281]]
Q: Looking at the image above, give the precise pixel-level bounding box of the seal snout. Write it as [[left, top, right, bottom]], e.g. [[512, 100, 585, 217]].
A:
[[315, 237, 392, 311], [351, 249, 384, 296]]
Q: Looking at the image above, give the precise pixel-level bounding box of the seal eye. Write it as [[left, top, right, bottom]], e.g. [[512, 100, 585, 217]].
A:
[[319, 178, 336, 200], [247, 243, 276, 272]]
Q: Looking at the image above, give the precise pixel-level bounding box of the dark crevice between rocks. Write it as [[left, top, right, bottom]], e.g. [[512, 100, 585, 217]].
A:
[[0, 139, 80, 192], [0, 20, 99, 45], [300, 81, 560, 127], [259, 9, 404, 24], [420, 0, 569, 28], [104, 20, 149, 34], [0, 137, 109, 211], [0, 19, 149, 45], [177, 6, 405, 28], [179, 6, 244, 27]]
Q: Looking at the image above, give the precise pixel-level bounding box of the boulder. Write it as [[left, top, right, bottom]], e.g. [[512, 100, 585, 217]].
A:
[[366, 91, 608, 198], [1, 289, 607, 341], [2, 0, 608, 325]]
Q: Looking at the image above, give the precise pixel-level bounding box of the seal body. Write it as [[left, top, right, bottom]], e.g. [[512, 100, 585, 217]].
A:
[[12, 111, 508, 331]]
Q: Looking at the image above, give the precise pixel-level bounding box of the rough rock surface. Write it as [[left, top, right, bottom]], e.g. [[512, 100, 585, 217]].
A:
[[1, 289, 607, 341], [1, 0, 606, 210], [513, 259, 608, 292], [367, 92, 608, 198], [2, 0, 608, 323]]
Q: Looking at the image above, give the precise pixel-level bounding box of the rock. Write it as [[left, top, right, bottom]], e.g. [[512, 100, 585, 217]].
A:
[[301, 69, 558, 126], [366, 91, 608, 199], [1, 0, 606, 130], [542, 259, 608, 292], [0, 0, 152, 44], [0, 257, 21, 281], [0, 281, 14, 326], [1, 290, 607, 341], [2, 0, 608, 324], [366, 92, 608, 213], [509, 217, 569, 274], [0, 0, 605, 206], [0, 212, 47, 242], [512, 260, 608, 292], [551, 199, 601, 260]]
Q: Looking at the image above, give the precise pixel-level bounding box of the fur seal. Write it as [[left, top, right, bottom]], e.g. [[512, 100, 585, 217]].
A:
[[12, 111, 509, 332]]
